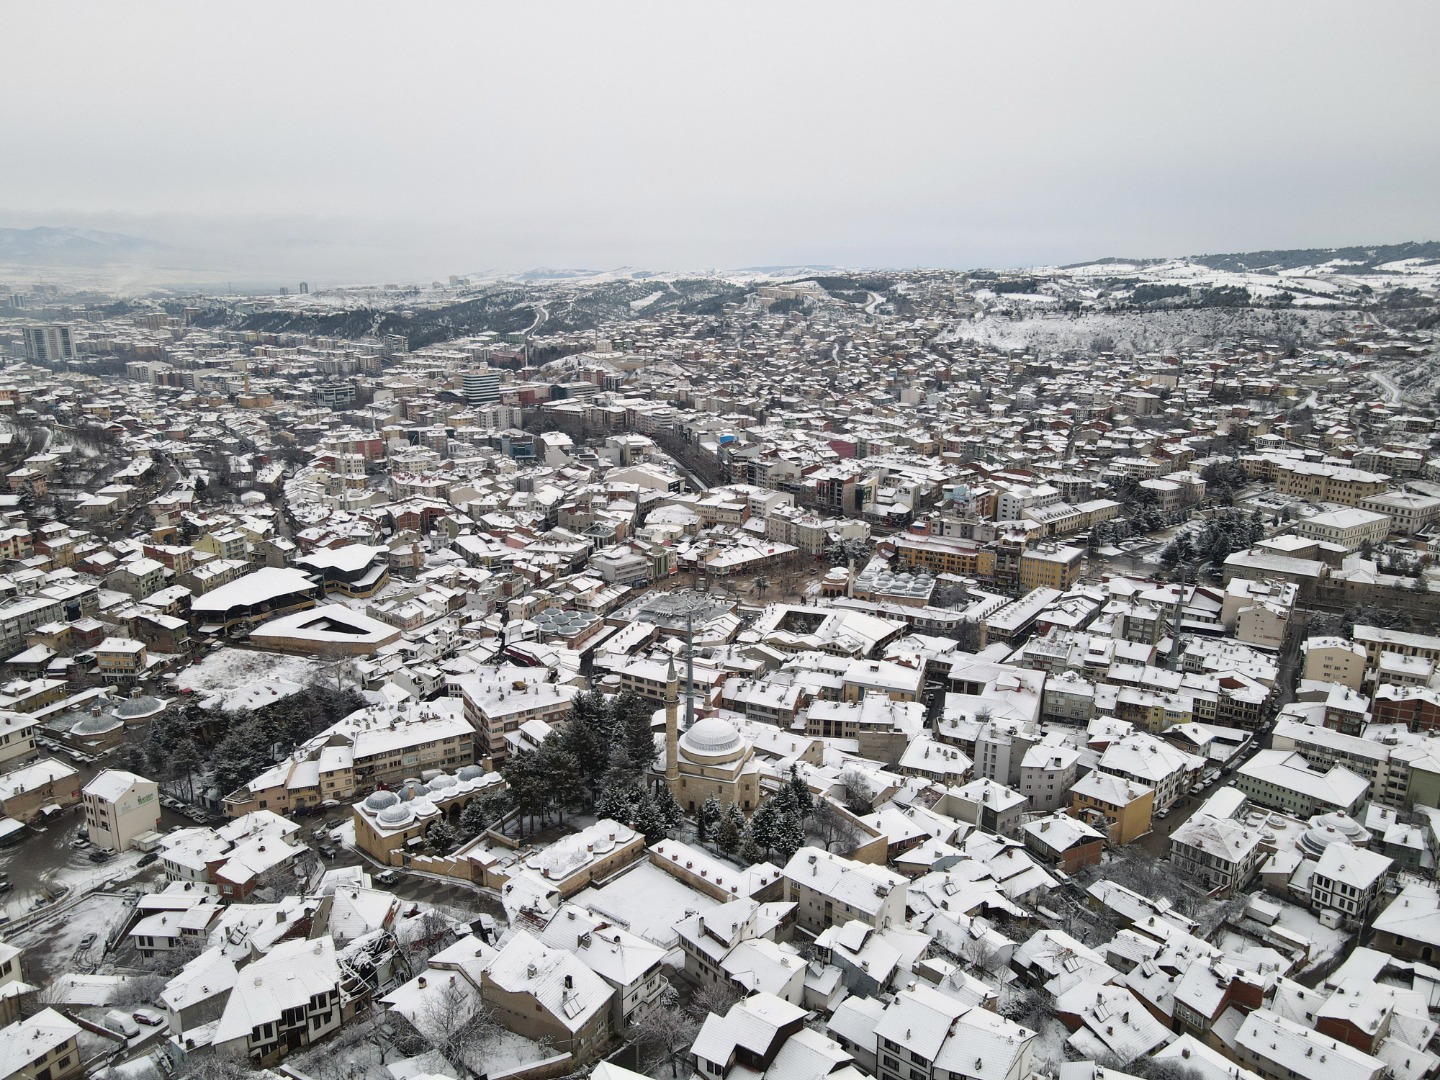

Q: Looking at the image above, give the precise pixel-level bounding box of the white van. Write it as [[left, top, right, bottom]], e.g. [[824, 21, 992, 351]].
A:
[[103, 1010, 141, 1039]]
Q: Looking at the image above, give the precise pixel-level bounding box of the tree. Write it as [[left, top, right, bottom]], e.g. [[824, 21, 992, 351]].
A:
[[809, 801, 858, 853], [783, 765, 814, 816], [697, 795, 723, 842], [419, 975, 498, 1072], [426, 820, 459, 853], [460, 790, 508, 836], [770, 808, 805, 864], [715, 804, 744, 856], [688, 978, 743, 1022], [839, 768, 874, 814], [629, 989, 701, 1076], [739, 826, 764, 866], [168, 739, 202, 802]]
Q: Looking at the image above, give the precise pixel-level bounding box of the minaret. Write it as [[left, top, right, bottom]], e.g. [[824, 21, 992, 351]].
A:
[[664, 656, 680, 791]]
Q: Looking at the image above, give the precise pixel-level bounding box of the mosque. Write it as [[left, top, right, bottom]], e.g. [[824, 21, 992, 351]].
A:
[[661, 658, 761, 815]]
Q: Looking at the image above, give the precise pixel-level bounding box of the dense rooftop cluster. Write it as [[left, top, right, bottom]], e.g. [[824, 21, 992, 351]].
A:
[[0, 253, 1436, 1080]]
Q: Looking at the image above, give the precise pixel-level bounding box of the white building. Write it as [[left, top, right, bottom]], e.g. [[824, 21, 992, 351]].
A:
[[82, 770, 160, 852], [1296, 507, 1391, 551]]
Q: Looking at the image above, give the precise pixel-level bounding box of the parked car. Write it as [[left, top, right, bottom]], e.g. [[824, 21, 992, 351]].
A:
[[80, 934, 97, 949], [137, 852, 159, 868], [88, 849, 112, 863], [132, 1009, 164, 1027]]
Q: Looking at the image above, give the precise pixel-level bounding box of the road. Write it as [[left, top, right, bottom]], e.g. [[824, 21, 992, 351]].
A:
[[1137, 727, 1274, 858], [1366, 369, 1403, 405]]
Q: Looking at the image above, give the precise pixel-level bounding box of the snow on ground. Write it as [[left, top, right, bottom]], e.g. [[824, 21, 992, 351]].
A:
[[1221, 898, 1350, 975], [630, 290, 665, 311], [938, 306, 1343, 355], [571, 861, 722, 948], [15, 892, 134, 982], [174, 647, 330, 711]]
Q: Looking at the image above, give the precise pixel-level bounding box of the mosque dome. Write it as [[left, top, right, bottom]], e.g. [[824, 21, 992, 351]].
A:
[[680, 716, 744, 759], [364, 790, 399, 812], [376, 804, 414, 828]]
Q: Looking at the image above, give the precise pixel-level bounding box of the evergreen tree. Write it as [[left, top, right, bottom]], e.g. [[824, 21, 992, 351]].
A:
[[715, 805, 742, 856], [697, 796, 723, 842], [739, 826, 764, 866], [653, 785, 684, 834], [427, 820, 459, 853], [630, 793, 669, 844], [784, 766, 814, 816], [771, 810, 805, 864], [598, 782, 641, 823], [748, 798, 779, 857]]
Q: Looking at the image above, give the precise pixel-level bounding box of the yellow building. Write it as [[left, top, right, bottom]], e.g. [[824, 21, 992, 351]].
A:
[[1019, 546, 1085, 592], [1068, 771, 1154, 845]]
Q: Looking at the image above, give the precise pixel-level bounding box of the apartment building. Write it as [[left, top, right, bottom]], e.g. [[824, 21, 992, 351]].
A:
[[1274, 461, 1390, 506], [82, 769, 160, 852], [1295, 507, 1392, 551], [1302, 637, 1367, 689], [781, 847, 907, 935], [1234, 749, 1369, 818]]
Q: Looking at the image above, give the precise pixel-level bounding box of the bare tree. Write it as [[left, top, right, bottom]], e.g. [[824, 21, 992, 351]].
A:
[[809, 800, 859, 853], [838, 768, 875, 815], [112, 974, 167, 1008], [956, 932, 1005, 976], [419, 975, 499, 1072], [177, 1051, 252, 1080], [629, 989, 701, 1077], [687, 978, 743, 1023]]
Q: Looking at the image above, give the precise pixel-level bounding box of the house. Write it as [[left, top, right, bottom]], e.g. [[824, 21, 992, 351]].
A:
[[692, 992, 866, 1080], [1235, 750, 1369, 818], [1098, 732, 1202, 812], [481, 929, 614, 1064], [212, 937, 358, 1066], [1168, 813, 1269, 897], [0, 1008, 83, 1080], [1310, 843, 1392, 925], [538, 904, 669, 1033], [1372, 882, 1440, 963], [1233, 1008, 1387, 1080], [871, 983, 1037, 1080], [1023, 812, 1105, 874], [781, 846, 907, 935], [94, 636, 148, 684], [0, 757, 80, 821], [1069, 772, 1154, 845], [82, 769, 160, 852]]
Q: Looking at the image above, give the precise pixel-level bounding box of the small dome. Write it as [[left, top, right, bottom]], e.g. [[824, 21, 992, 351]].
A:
[[410, 797, 439, 819], [364, 790, 399, 812], [427, 775, 458, 794], [112, 696, 165, 720], [457, 765, 485, 781], [376, 804, 414, 828], [72, 714, 122, 737], [681, 716, 743, 757]]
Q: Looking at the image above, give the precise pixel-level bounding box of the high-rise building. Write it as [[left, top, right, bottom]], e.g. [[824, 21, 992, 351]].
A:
[[463, 368, 500, 405], [22, 324, 76, 363]]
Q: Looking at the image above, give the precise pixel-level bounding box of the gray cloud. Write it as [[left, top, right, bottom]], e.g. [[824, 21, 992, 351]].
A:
[[4, 0, 1438, 281]]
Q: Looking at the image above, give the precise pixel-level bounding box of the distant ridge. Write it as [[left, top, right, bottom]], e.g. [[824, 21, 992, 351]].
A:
[[0, 226, 158, 267]]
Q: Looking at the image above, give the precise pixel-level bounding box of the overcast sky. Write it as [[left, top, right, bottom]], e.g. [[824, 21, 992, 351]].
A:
[[5, 1, 1439, 281]]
